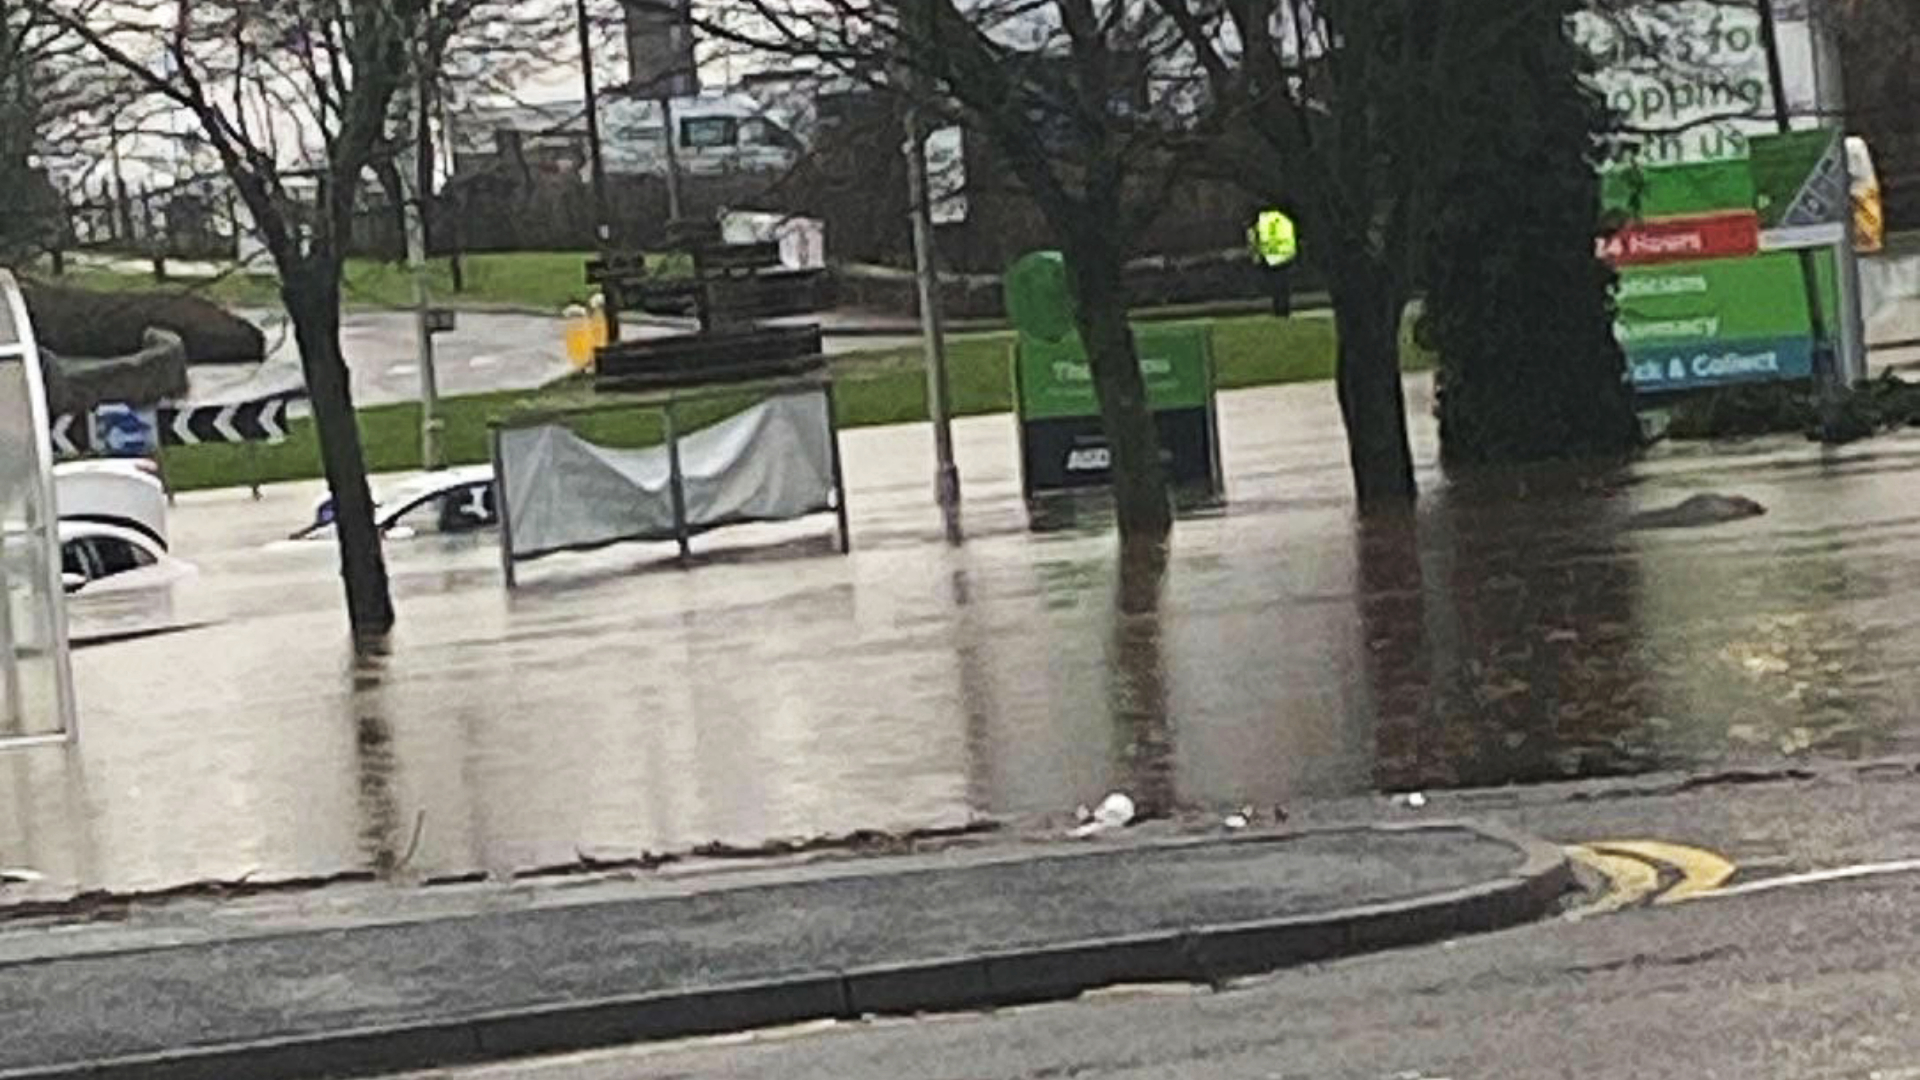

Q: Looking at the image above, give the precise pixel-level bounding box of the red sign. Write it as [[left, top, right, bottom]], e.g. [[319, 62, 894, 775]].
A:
[[1597, 212, 1761, 266]]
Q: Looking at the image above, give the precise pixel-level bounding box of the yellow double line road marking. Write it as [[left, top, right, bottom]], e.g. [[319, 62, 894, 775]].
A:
[[1565, 839, 1738, 915]]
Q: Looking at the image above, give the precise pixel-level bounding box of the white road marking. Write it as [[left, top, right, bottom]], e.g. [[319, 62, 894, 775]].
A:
[[1703, 858, 1920, 900]]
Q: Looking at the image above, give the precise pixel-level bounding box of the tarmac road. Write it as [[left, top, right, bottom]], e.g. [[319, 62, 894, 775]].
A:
[[374, 764, 1920, 1080], [387, 843, 1920, 1080]]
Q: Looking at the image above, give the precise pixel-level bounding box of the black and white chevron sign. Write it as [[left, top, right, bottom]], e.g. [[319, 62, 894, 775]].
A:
[[49, 414, 84, 457], [159, 397, 293, 446], [49, 395, 296, 457]]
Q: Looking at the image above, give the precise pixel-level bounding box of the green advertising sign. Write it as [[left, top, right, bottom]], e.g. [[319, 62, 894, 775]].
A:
[[1749, 127, 1845, 231], [1012, 323, 1214, 421], [1616, 250, 1839, 391], [1601, 126, 1849, 393], [1002, 250, 1222, 506], [1601, 158, 1754, 221], [1617, 252, 1839, 344]]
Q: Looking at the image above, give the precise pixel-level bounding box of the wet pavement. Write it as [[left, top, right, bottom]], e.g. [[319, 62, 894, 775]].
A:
[[7, 375, 1920, 897]]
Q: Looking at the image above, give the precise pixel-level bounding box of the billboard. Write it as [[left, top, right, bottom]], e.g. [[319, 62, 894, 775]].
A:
[[1602, 129, 1848, 394], [1003, 251, 1221, 507], [1571, 0, 1823, 167]]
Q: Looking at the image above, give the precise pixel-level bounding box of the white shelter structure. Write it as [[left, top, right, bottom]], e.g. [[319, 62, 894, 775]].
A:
[[0, 270, 78, 748]]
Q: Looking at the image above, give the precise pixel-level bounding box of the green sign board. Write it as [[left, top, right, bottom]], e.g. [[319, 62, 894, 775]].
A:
[[1013, 323, 1214, 421], [1602, 127, 1847, 394], [1619, 251, 1839, 343], [1617, 251, 1838, 391], [1749, 128, 1848, 232], [1602, 158, 1754, 221], [1003, 250, 1222, 504]]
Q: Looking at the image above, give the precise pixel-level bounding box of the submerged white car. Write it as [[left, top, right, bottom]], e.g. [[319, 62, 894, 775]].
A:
[[292, 465, 498, 541], [57, 519, 194, 595], [52, 460, 195, 593]]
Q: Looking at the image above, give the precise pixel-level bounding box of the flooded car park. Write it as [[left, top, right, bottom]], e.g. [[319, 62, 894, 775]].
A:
[[7, 379, 1920, 897]]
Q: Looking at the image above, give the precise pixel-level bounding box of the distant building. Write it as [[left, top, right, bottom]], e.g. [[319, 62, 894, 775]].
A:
[[450, 93, 800, 181]]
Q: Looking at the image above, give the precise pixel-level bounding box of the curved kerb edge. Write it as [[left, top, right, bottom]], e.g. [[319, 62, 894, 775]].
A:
[[0, 822, 1570, 1080]]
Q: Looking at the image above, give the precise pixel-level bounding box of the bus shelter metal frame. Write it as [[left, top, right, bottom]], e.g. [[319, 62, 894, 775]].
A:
[[0, 270, 78, 749], [489, 373, 851, 588]]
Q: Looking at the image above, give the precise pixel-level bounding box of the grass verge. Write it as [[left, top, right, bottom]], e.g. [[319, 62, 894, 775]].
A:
[[160, 313, 1429, 492]]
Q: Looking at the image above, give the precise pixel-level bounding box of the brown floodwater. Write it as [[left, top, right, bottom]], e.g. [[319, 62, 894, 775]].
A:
[[5, 378, 1918, 896]]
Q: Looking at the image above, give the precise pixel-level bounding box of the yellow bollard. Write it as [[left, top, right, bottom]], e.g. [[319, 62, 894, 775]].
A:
[[562, 303, 606, 371]]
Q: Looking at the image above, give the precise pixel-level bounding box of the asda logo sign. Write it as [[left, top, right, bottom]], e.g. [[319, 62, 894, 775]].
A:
[[1065, 447, 1111, 471]]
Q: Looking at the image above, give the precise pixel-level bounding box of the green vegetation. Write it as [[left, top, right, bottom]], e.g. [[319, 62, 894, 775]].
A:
[[54, 251, 619, 312], [159, 313, 1431, 492]]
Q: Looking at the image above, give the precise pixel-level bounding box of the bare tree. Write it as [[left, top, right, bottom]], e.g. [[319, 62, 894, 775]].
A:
[[0, 0, 55, 262], [49, 0, 509, 640], [1152, 0, 1465, 508], [1, 0, 125, 264], [686, 0, 1216, 552]]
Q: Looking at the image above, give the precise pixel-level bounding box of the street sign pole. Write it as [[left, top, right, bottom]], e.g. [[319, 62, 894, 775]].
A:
[[407, 179, 441, 472], [1757, 0, 1841, 437], [576, 0, 620, 343], [406, 20, 443, 471], [902, 98, 962, 545]]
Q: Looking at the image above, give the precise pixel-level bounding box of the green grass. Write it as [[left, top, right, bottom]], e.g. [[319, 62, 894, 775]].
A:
[[159, 313, 1429, 492], [55, 251, 625, 313]]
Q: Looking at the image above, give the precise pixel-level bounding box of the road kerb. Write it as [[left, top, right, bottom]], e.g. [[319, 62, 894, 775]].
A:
[[0, 822, 1571, 1080]]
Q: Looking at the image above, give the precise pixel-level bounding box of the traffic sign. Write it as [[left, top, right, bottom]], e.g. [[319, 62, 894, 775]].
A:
[[94, 403, 159, 458]]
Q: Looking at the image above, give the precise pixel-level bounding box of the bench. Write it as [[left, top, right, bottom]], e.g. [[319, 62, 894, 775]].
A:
[[587, 218, 831, 392], [595, 325, 827, 392]]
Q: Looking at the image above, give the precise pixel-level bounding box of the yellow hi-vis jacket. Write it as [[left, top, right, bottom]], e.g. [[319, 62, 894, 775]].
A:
[[1250, 210, 1298, 267]]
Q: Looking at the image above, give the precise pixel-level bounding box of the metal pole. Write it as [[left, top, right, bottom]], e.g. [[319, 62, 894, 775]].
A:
[[664, 402, 693, 564], [0, 526, 22, 737], [1756, 0, 1842, 433], [491, 426, 517, 589], [823, 381, 853, 554], [660, 95, 684, 221], [902, 102, 962, 545], [1807, 0, 1868, 383], [406, 44, 442, 471], [576, 0, 613, 249]]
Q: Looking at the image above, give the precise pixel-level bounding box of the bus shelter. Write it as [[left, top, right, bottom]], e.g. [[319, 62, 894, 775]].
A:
[[0, 270, 77, 747]]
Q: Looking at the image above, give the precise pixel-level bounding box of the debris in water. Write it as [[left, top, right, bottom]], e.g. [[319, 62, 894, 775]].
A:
[[1626, 493, 1766, 531], [1071, 792, 1136, 837]]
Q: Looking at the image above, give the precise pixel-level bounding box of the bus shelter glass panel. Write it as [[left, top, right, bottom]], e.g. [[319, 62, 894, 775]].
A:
[[0, 276, 76, 744]]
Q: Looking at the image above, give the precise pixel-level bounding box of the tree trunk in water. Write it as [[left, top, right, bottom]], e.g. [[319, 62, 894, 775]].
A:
[[1111, 537, 1172, 817], [283, 261, 396, 640], [1065, 239, 1172, 552], [1418, 0, 1636, 467], [1329, 265, 1417, 511]]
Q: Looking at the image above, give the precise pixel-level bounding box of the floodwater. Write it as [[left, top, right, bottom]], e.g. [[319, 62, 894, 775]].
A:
[[6, 376, 1920, 896]]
